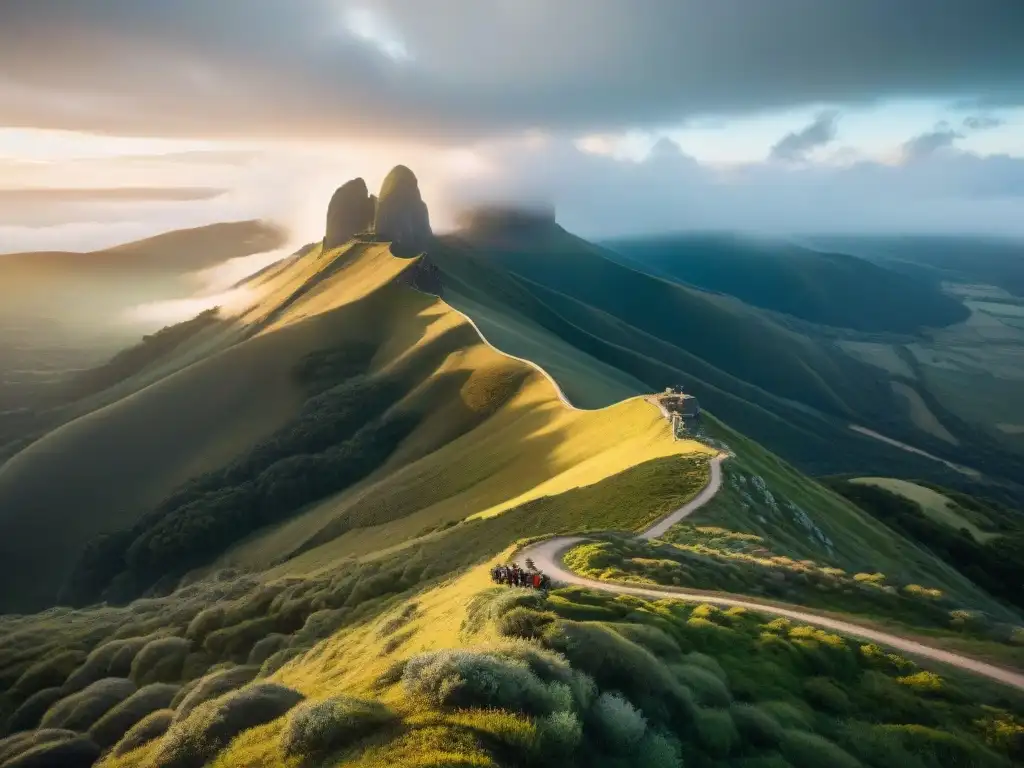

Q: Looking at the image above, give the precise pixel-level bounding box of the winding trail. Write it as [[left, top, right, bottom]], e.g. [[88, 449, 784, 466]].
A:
[[519, 457, 1024, 691], [409, 270, 1024, 689]]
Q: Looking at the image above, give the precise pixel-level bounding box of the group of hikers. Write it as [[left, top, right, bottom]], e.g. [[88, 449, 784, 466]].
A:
[[490, 561, 551, 592]]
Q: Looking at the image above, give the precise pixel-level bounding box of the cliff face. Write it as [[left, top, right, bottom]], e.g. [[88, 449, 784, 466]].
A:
[[324, 178, 375, 249], [374, 165, 432, 254]]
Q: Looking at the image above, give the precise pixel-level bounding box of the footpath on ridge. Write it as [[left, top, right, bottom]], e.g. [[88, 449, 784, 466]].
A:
[[398, 262, 1024, 690], [517, 454, 1024, 691]]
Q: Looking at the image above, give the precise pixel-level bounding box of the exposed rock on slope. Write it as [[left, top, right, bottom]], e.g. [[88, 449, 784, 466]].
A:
[[374, 165, 432, 254], [324, 178, 375, 249], [394, 256, 443, 297]]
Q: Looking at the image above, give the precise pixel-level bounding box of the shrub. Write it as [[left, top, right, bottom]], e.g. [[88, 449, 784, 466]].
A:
[[62, 637, 150, 693], [0, 735, 100, 768], [544, 620, 694, 725], [693, 706, 739, 758], [591, 692, 648, 753], [538, 710, 582, 758], [608, 623, 682, 660], [634, 730, 683, 768], [281, 695, 395, 759], [780, 729, 861, 768], [203, 617, 278, 660], [757, 701, 811, 729], [498, 608, 556, 640], [153, 683, 304, 768], [247, 634, 289, 666], [0, 729, 78, 764], [496, 641, 596, 711], [111, 708, 173, 756], [10, 651, 86, 702], [401, 649, 557, 716], [463, 588, 547, 635], [5, 688, 64, 733], [672, 664, 731, 707], [877, 723, 1005, 767], [373, 659, 408, 691], [836, 720, 924, 768], [730, 703, 784, 747], [896, 671, 944, 695], [131, 637, 191, 685], [185, 607, 225, 642], [802, 676, 852, 714], [172, 665, 259, 721], [290, 609, 350, 647], [88, 682, 179, 748], [683, 651, 727, 682], [40, 677, 137, 731], [258, 647, 305, 678]]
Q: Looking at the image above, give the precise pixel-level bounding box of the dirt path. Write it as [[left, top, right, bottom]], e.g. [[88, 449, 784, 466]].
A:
[[518, 461, 1024, 691], [640, 454, 726, 539]]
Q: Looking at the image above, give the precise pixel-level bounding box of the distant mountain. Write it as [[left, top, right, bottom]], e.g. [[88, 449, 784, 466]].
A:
[[600, 233, 969, 332], [0, 220, 286, 275], [804, 235, 1024, 299]]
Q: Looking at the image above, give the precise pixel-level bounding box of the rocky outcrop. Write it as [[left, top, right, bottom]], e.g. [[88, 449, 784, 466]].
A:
[[324, 178, 375, 249], [394, 255, 443, 298], [374, 165, 432, 254]]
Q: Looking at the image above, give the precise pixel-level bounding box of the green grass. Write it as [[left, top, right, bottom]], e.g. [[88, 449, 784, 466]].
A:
[[94, 568, 1023, 767], [693, 418, 1015, 617]]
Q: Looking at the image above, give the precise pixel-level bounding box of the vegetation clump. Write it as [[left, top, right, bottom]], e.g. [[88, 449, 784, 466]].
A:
[[130, 637, 190, 685], [110, 709, 173, 757], [87, 683, 179, 748], [39, 677, 136, 732], [281, 695, 396, 759], [153, 683, 304, 768], [172, 665, 259, 720]]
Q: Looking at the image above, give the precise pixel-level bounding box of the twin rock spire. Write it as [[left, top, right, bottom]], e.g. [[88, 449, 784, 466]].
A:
[[324, 165, 432, 255]]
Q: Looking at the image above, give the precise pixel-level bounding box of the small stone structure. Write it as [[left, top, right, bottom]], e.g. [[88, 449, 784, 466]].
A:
[[657, 385, 702, 438]]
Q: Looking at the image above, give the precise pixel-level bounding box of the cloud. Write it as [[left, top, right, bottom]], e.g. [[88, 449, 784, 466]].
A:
[[769, 111, 840, 162], [1, 1, 1022, 139], [444, 133, 1024, 239], [0, 187, 226, 203], [962, 114, 1004, 130], [901, 123, 963, 162]]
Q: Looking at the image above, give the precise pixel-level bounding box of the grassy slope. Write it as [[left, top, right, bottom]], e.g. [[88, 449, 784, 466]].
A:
[[601, 233, 969, 332], [216, 300, 714, 574], [0, 242, 414, 613], [434, 227, 1024, 505], [691, 417, 1014, 618], [0, 239, 714, 613]]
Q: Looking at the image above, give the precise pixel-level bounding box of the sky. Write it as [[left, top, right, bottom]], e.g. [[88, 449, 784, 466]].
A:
[[2, 0, 1024, 253]]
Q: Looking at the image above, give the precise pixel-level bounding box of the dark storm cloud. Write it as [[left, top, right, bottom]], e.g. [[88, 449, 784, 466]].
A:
[[769, 111, 840, 162], [0, 1, 1022, 139]]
